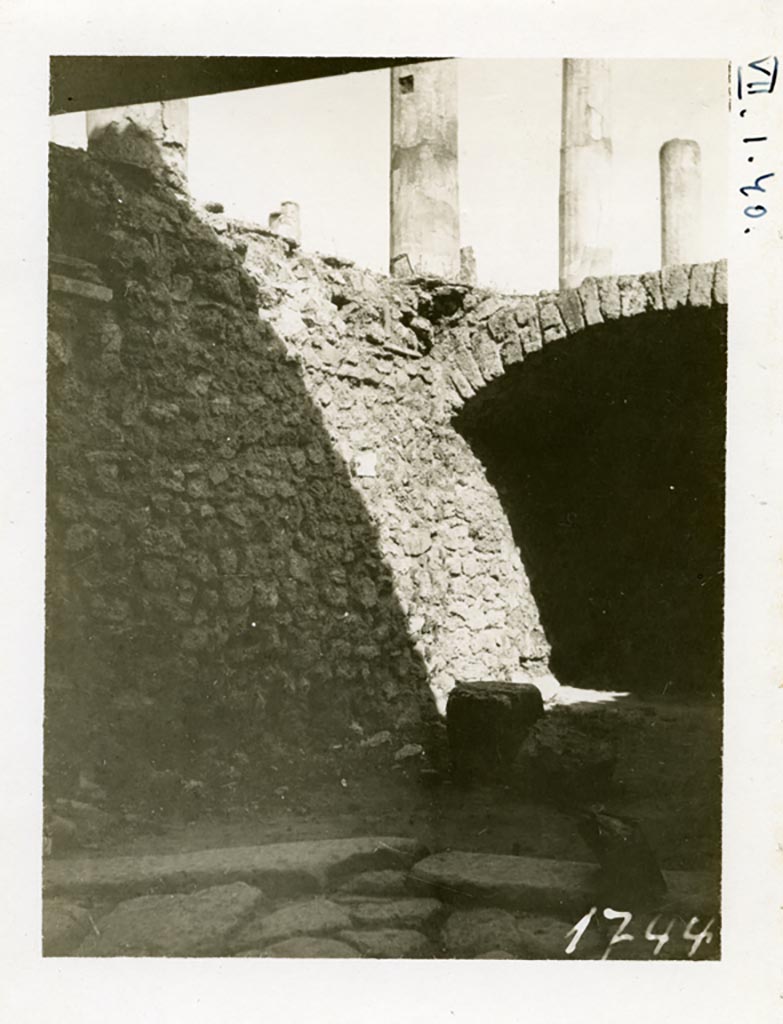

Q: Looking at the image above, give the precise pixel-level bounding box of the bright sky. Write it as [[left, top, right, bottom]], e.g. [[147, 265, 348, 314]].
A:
[[50, 58, 727, 294]]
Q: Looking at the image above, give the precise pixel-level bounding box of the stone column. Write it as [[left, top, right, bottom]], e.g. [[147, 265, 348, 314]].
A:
[[268, 201, 301, 244], [659, 139, 702, 267], [459, 246, 477, 286], [558, 59, 612, 290], [390, 60, 460, 280], [86, 99, 188, 191]]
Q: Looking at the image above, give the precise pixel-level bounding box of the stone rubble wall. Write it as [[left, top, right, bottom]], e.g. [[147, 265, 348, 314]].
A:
[[209, 213, 552, 713], [46, 141, 726, 802]]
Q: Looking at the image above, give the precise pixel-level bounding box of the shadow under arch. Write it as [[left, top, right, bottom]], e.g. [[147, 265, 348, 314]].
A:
[[453, 305, 727, 698]]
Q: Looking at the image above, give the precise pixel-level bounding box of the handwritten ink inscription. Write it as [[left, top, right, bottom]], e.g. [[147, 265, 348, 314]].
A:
[[566, 906, 717, 960], [737, 57, 777, 234]]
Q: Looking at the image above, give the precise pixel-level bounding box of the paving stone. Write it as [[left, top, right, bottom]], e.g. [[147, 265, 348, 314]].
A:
[[233, 898, 351, 949], [42, 899, 94, 956], [339, 928, 435, 959], [441, 907, 522, 958], [44, 836, 428, 900], [336, 869, 411, 897], [344, 898, 443, 931], [411, 851, 599, 916], [76, 881, 264, 957], [261, 936, 358, 958]]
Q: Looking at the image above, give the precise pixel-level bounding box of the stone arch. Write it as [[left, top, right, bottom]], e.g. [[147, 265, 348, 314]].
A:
[[445, 263, 727, 696]]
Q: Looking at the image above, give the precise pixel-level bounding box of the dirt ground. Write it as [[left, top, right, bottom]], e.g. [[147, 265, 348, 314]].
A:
[[74, 693, 721, 876]]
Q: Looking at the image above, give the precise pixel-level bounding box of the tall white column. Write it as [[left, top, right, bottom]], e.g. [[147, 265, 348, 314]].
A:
[[558, 59, 612, 290], [660, 139, 702, 266], [390, 60, 460, 280]]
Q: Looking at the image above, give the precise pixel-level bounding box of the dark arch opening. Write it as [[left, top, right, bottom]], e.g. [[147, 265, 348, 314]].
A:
[[454, 305, 726, 698]]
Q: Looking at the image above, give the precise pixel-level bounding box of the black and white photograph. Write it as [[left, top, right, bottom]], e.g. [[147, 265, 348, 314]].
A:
[[1, 3, 782, 1021], [43, 54, 728, 960]]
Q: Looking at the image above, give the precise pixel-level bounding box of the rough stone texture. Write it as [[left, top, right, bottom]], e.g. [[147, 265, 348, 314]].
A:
[[86, 99, 188, 191], [42, 899, 94, 956], [232, 898, 350, 949], [335, 869, 412, 897], [47, 142, 727, 799], [513, 706, 619, 799], [76, 881, 263, 956], [713, 259, 728, 305], [446, 681, 544, 782], [441, 907, 522, 958], [688, 262, 714, 307], [261, 936, 357, 957], [662, 264, 691, 309], [343, 897, 443, 931], [44, 836, 429, 900], [411, 852, 600, 916], [338, 928, 434, 959]]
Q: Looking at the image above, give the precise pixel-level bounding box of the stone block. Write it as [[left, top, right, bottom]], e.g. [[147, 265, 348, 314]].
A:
[[42, 899, 94, 956], [232, 898, 350, 949], [662, 264, 690, 309], [49, 274, 113, 304], [555, 289, 585, 333], [77, 882, 264, 956], [261, 936, 357, 957], [337, 928, 434, 958], [441, 907, 522, 958], [452, 338, 485, 391], [472, 333, 504, 382], [537, 296, 568, 343], [639, 271, 664, 310], [577, 277, 604, 326], [618, 276, 648, 317], [44, 837, 429, 900], [713, 259, 728, 305], [514, 297, 543, 352], [335, 870, 412, 898], [411, 852, 599, 916], [343, 898, 443, 931], [689, 263, 714, 307], [597, 276, 622, 319], [446, 681, 544, 782]]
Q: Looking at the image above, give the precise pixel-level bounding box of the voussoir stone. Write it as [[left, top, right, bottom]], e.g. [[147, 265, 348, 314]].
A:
[[42, 899, 94, 956], [339, 928, 435, 959], [261, 936, 358, 958], [441, 908, 522, 958], [411, 852, 599, 916], [232, 898, 351, 950], [344, 898, 443, 931], [44, 836, 428, 900], [76, 881, 264, 957]]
